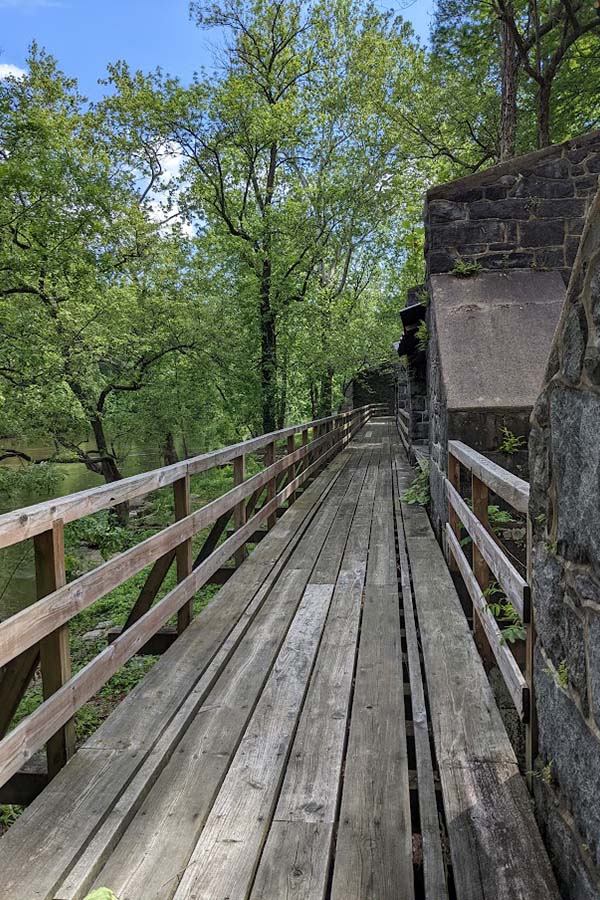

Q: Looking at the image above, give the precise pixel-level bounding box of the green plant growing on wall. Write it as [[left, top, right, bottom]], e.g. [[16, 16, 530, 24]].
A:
[[557, 659, 569, 688], [403, 461, 430, 506], [415, 320, 429, 352], [483, 582, 526, 644], [451, 260, 481, 278], [498, 427, 526, 455]]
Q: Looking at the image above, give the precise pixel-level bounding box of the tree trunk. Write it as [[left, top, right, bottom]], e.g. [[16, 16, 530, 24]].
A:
[[319, 365, 334, 418], [162, 431, 178, 466], [259, 259, 277, 434], [500, 15, 519, 160], [537, 79, 552, 148], [90, 414, 128, 523]]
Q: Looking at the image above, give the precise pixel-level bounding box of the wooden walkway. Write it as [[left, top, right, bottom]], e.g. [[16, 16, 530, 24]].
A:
[[0, 419, 559, 900]]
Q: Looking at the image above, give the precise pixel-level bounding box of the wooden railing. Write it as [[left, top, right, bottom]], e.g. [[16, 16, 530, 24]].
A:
[[0, 403, 383, 791], [396, 405, 410, 452], [445, 440, 536, 777]]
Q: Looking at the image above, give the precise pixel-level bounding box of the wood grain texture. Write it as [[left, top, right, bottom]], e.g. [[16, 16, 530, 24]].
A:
[[392, 455, 448, 900], [446, 525, 528, 720], [0, 440, 352, 899], [330, 586, 414, 900], [0, 407, 377, 549], [400, 461, 559, 900], [448, 440, 529, 513], [446, 479, 529, 621], [172, 584, 334, 900]]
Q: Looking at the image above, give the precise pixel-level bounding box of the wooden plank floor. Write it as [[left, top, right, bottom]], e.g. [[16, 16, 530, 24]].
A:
[[0, 419, 560, 900]]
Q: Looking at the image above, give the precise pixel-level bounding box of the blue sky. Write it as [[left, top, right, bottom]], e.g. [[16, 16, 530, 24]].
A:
[[0, 0, 435, 97]]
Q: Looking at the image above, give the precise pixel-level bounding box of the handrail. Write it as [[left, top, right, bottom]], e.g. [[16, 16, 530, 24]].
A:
[[0, 405, 386, 550], [445, 440, 535, 781], [0, 403, 382, 789]]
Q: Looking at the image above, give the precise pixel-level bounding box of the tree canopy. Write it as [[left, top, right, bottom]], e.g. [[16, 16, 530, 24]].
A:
[[0, 0, 598, 493]]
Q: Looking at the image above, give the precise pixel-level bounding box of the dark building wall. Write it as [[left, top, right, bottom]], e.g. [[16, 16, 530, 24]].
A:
[[424, 130, 600, 285], [346, 362, 397, 412], [529, 188, 600, 900]]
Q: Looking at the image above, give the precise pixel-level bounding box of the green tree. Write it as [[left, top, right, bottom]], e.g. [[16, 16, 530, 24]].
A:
[[0, 48, 202, 501]]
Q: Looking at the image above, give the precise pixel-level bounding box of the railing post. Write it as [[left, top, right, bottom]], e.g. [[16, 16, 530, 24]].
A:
[[447, 451, 461, 574], [35, 520, 75, 778], [233, 454, 247, 565], [471, 472, 494, 668], [174, 472, 193, 633], [265, 441, 277, 530], [286, 435, 296, 505], [525, 515, 538, 789]]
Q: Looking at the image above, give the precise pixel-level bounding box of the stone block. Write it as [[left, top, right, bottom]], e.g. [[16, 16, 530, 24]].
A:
[[566, 236, 581, 268], [535, 651, 600, 868], [550, 386, 600, 569], [588, 611, 600, 728], [535, 158, 571, 179], [514, 177, 574, 199], [534, 248, 565, 269], [575, 174, 600, 195], [428, 199, 466, 223], [561, 302, 588, 384], [484, 184, 508, 200], [520, 219, 565, 248], [430, 220, 505, 249], [469, 198, 530, 220], [474, 251, 535, 269], [428, 250, 455, 273], [536, 199, 587, 218], [587, 156, 600, 174], [533, 776, 600, 900]]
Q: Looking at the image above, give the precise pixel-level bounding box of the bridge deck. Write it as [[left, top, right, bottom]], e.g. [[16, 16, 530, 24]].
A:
[[0, 419, 559, 900]]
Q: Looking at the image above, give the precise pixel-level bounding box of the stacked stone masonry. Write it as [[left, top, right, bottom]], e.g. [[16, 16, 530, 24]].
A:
[[424, 131, 600, 284], [530, 186, 600, 900]]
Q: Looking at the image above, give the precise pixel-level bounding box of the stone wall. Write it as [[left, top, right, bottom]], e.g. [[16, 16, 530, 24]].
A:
[[424, 130, 600, 284], [344, 362, 397, 411], [529, 187, 600, 899]]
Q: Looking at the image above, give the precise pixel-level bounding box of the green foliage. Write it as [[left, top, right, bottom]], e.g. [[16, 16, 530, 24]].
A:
[[451, 260, 482, 278], [415, 320, 429, 352], [403, 461, 430, 506], [484, 582, 526, 644], [557, 659, 569, 688], [487, 504, 515, 530], [0, 462, 63, 500], [498, 427, 526, 455], [0, 804, 22, 828], [83, 890, 120, 900]]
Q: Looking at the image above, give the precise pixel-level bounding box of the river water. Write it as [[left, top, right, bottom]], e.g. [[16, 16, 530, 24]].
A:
[[0, 440, 165, 622]]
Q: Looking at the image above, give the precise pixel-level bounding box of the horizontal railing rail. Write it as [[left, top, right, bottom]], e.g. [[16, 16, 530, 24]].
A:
[[0, 403, 384, 791], [445, 439, 535, 778]]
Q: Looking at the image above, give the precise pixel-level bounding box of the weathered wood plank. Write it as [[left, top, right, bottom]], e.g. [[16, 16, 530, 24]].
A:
[[0, 426, 345, 672], [446, 525, 528, 720], [330, 585, 414, 900], [252, 445, 377, 898], [250, 821, 333, 900], [400, 472, 560, 900], [35, 521, 75, 778], [0, 407, 377, 549], [172, 584, 334, 900], [80, 569, 316, 900], [392, 459, 448, 900], [0, 446, 353, 899], [448, 440, 529, 513], [446, 479, 529, 621]]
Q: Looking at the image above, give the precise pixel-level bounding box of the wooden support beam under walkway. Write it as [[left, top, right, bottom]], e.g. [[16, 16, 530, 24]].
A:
[[0, 418, 560, 900]]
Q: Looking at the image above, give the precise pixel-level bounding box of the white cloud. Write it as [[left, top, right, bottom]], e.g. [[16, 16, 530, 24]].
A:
[[0, 63, 26, 80]]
